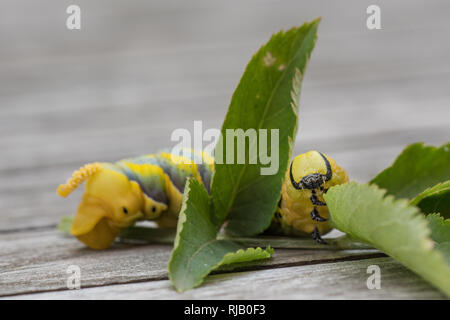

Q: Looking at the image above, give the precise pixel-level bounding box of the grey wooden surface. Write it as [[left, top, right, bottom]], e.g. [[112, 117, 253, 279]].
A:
[[1, 0, 449, 299], [5, 258, 445, 300], [0, 228, 385, 297]]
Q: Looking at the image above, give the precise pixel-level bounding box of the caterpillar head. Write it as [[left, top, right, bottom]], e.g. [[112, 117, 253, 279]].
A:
[[290, 151, 347, 190], [57, 163, 147, 249]]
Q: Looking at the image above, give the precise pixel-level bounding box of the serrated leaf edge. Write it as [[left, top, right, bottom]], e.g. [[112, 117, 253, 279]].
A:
[[326, 182, 450, 298]]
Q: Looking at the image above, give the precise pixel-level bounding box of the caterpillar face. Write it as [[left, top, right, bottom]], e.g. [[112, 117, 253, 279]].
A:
[[276, 151, 349, 243], [57, 166, 147, 249], [290, 151, 332, 190]]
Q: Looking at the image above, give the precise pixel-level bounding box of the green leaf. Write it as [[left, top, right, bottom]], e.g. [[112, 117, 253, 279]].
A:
[[219, 234, 373, 250], [426, 214, 450, 266], [57, 216, 73, 234], [411, 181, 450, 219], [324, 182, 450, 298], [211, 19, 320, 236], [118, 226, 176, 245], [370, 142, 450, 199], [168, 179, 273, 292], [217, 246, 274, 271], [426, 214, 450, 243], [436, 243, 450, 266]]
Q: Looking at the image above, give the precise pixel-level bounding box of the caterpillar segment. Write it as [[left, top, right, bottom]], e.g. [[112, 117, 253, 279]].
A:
[[272, 151, 349, 244], [57, 150, 213, 249]]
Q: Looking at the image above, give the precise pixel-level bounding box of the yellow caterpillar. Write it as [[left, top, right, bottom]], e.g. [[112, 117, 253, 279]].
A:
[[57, 149, 347, 249], [272, 151, 349, 244]]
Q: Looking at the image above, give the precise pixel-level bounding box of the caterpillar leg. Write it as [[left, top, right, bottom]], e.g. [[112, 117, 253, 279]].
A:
[[309, 188, 328, 206], [312, 226, 327, 244], [310, 190, 328, 222], [310, 194, 327, 206], [310, 207, 327, 222]]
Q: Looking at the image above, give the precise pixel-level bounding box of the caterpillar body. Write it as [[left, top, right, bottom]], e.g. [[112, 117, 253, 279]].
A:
[[270, 151, 349, 244], [57, 149, 347, 249], [57, 149, 214, 249]]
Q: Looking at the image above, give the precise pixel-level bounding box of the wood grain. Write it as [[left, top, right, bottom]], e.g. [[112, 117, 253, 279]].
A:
[[0, 229, 383, 297], [4, 257, 444, 300]]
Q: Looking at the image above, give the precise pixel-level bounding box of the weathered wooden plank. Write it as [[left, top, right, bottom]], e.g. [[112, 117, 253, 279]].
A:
[[2, 75, 450, 144], [1, 71, 448, 175], [2, 0, 450, 131], [2, 0, 449, 153], [2, 36, 450, 112], [4, 257, 444, 299], [0, 228, 383, 297], [1, 0, 449, 63]]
